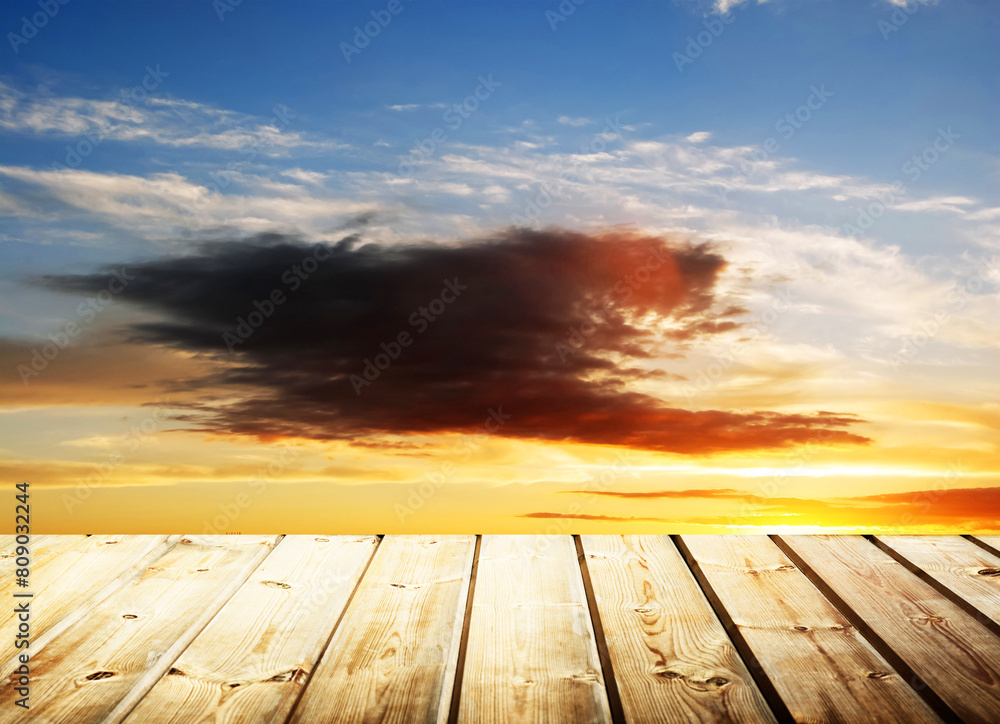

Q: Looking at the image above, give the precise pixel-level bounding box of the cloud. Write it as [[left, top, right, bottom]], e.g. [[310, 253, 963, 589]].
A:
[[685, 131, 712, 144], [851, 486, 1000, 527], [280, 168, 329, 185], [0, 165, 374, 240], [520, 512, 667, 522], [710, 0, 763, 15], [708, 0, 931, 14], [0, 82, 337, 154], [388, 103, 446, 111], [545, 484, 1000, 531], [37, 228, 869, 453], [893, 196, 977, 214], [557, 116, 592, 127], [562, 487, 754, 499]]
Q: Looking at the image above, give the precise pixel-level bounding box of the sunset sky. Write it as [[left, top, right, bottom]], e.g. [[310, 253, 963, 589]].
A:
[[1, 0, 998, 533]]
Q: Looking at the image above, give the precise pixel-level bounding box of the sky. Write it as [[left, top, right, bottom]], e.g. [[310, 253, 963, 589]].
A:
[[0, 0, 998, 534]]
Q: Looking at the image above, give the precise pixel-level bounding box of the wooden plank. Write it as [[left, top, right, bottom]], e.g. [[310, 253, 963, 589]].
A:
[[778, 534, 1000, 724], [458, 535, 612, 724], [582, 535, 776, 724], [289, 535, 475, 724], [680, 535, 942, 724], [0, 535, 279, 724], [874, 536, 1000, 628], [124, 535, 378, 724], [0, 535, 177, 667], [970, 536, 1000, 558], [0, 535, 88, 598]]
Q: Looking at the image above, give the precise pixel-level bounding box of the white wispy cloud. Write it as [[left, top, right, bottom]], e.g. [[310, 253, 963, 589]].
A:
[[0, 82, 340, 155], [894, 196, 978, 214], [0, 165, 374, 239], [387, 103, 446, 111], [708, 0, 932, 14], [557, 116, 592, 127]]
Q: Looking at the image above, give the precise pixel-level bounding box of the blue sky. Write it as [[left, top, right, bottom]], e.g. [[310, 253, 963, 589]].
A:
[[1, 0, 997, 354], [1, 1, 999, 532], [2, 2, 997, 266]]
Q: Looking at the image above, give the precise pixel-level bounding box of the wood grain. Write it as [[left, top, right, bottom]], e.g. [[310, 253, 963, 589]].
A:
[[0, 535, 176, 668], [970, 536, 1000, 558], [289, 535, 475, 724], [0, 535, 88, 598], [681, 535, 941, 724], [582, 535, 776, 724], [779, 534, 1000, 724], [458, 535, 612, 724], [125, 535, 377, 724], [874, 535, 1000, 627], [0, 535, 279, 724]]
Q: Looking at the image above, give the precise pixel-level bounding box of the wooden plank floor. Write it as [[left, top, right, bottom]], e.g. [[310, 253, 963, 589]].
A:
[[3, 536, 1000, 723]]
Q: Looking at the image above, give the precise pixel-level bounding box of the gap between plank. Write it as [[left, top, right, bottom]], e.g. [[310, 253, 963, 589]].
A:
[[0, 534, 180, 673], [866, 536, 1000, 638], [573, 535, 626, 724], [770, 535, 963, 724], [671, 535, 796, 724], [446, 534, 482, 724], [282, 535, 383, 724], [109, 534, 286, 723], [964, 534, 1000, 559]]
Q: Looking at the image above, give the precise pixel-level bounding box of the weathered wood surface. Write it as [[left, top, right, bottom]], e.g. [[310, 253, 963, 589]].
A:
[[126, 535, 378, 724], [458, 535, 612, 724], [0, 535, 86, 599], [0, 536, 176, 668], [0, 535, 278, 724], [873, 535, 1000, 627], [680, 535, 942, 724], [290, 535, 475, 724], [778, 534, 1000, 724], [3, 534, 1000, 723], [969, 535, 1000, 558], [582, 535, 776, 724]]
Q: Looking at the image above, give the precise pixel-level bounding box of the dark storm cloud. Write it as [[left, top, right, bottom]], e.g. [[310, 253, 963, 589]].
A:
[[39, 227, 869, 453]]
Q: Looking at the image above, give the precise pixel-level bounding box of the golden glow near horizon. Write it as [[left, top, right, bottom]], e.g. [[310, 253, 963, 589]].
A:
[[1, 0, 1000, 535], [8, 404, 999, 534]]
